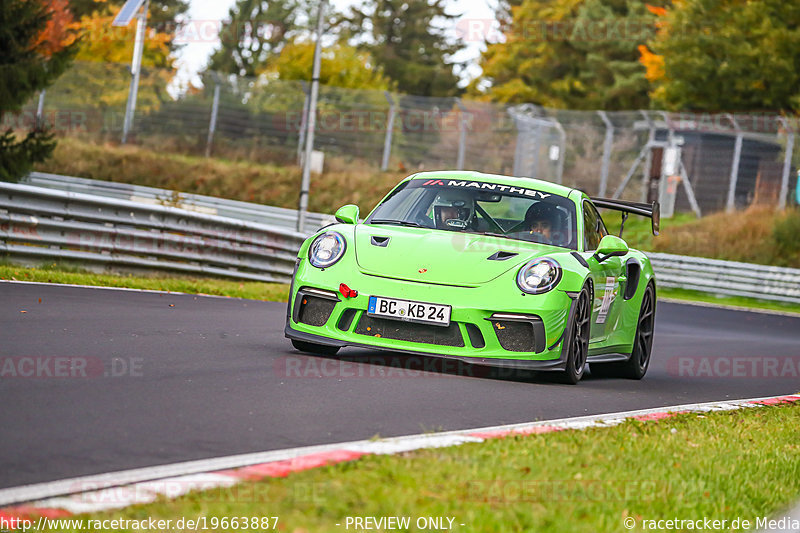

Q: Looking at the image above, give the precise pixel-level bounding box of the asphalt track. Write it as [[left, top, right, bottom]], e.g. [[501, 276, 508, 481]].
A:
[[1, 282, 799, 490]]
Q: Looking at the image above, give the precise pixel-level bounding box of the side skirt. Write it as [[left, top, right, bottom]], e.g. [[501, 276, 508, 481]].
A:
[[586, 351, 632, 364]]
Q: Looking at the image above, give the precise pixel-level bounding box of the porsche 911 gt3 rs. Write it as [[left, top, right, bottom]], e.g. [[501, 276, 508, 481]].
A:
[[285, 171, 660, 384]]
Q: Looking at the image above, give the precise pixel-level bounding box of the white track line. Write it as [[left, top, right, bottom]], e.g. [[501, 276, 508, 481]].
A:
[[0, 280, 251, 300], [659, 296, 800, 317], [1, 393, 797, 509]]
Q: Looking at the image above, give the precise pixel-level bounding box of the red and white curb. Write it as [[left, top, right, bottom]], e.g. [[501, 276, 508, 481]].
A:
[[1, 394, 798, 524]]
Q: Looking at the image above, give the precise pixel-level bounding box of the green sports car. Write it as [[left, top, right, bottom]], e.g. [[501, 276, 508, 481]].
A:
[[285, 171, 659, 384]]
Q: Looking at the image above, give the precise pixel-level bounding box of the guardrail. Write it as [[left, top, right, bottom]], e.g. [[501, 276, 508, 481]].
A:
[[650, 252, 800, 305], [0, 182, 308, 283], [21, 172, 336, 232], [3, 174, 800, 304]]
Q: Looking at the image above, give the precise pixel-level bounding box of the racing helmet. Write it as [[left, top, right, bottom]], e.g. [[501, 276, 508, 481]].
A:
[[430, 190, 474, 228]]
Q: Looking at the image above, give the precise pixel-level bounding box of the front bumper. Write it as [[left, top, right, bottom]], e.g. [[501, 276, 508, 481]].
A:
[[285, 259, 577, 371]]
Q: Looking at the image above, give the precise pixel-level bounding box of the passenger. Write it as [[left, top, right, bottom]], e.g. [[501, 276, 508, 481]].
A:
[[524, 202, 562, 243]]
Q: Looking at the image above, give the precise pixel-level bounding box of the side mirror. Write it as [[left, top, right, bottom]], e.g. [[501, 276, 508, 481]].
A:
[[334, 204, 359, 225], [595, 235, 629, 262]]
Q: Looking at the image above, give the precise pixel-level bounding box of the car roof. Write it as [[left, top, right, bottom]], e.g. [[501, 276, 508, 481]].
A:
[[403, 170, 578, 199]]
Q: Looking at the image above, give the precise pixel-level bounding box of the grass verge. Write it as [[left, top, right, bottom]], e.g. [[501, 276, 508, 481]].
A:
[[0, 263, 289, 302], [659, 287, 800, 315], [35, 137, 407, 216], [3, 264, 800, 315], [31, 402, 800, 532]]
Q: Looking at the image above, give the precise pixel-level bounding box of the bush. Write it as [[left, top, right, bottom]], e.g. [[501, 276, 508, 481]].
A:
[[771, 209, 800, 264]]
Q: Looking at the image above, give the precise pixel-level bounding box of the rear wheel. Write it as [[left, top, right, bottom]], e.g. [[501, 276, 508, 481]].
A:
[[591, 283, 655, 379], [291, 339, 340, 356], [560, 285, 591, 384]]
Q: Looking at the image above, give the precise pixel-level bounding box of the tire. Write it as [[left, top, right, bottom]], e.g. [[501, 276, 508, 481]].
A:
[[590, 283, 655, 380], [559, 284, 591, 384], [291, 339, 340, 356]]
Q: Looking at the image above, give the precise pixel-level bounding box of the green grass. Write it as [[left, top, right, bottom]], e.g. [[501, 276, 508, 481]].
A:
[[0, 263, 289, 302], [32, 402, 800, 532], [35, 137, 406, 216], [4, 263, 800, 315], [605, 206, 800, 269], [660, 287, 800, 315]]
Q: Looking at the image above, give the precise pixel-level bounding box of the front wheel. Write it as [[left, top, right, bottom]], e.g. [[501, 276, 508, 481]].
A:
[[560, 285, 591, 384], [291, 339, 340, 356], [591, 283, 655, 380]]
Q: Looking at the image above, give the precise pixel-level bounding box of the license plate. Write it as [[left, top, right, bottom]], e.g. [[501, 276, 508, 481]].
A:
[[367, 296, 451, 326]]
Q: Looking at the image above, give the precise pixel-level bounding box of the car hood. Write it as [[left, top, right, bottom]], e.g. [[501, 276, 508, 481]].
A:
[[354, 224, 551, 285]]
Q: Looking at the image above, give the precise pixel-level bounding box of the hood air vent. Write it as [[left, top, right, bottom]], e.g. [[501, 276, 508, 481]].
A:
[[487, 251, 518, 261]]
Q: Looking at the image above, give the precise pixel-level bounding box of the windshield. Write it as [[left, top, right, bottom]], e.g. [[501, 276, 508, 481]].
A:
[[367, 178, 578, 250]]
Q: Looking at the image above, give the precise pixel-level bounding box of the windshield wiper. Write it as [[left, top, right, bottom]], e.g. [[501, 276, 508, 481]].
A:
[[480, 232, 514, 240], [369, 218, 425, 228]]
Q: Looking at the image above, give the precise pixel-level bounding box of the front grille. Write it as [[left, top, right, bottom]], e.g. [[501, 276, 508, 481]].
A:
[[297, 295, 337, 326], [355, 316, 465, 347], [492, 320, 536, 352]]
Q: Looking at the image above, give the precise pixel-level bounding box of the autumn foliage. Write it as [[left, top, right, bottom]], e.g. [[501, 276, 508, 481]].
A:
[[32, 0, 78, 57], [1, 0, 79, 181]]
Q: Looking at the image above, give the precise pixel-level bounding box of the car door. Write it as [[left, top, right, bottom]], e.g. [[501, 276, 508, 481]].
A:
[[583, 201, 626, 344]]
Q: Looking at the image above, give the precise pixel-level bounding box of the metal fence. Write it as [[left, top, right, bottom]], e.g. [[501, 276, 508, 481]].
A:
[[0, 181, 307, 283], [3, 175, 800, 304], [649, 253, 800, 305], [8, 61, 799, 216], [21, 172, 336, 231]]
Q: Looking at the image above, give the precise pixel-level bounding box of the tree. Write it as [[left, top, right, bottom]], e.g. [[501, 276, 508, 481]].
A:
[[46, 7, 176, 123], [471, 0, 665, 110], [68, 0, 189, 59], [343, 0, 462, 97], [72, 11, 172, 68], [207, 0, 306, 77], [1, 0, 78, 181], [641, 0, 800, 112], [262, 40, 394, 91]]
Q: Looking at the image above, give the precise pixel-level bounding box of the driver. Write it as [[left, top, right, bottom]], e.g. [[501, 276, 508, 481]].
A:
[[524, 202, 562, 243], [429, 190, 474, 230]]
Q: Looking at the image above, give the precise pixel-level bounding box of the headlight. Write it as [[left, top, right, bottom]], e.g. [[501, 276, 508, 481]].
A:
[[308, 231, 346, 268], [517, 258, 562, 294]]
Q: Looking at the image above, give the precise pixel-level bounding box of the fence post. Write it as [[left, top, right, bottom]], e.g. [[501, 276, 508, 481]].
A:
[[121, 0, 149, 144], [640, 111, 655, 203], [297, 81, 309, 166], [205, 82, 221, 158], [456, 99, 468, 170], [511, 115, 524, 176], [597, 111, 613, 197], [381, 92, 396, 171], [552, 118, 565, 184], [35, 90, 46, 129], [778, 117, 794, 210], [725, 114, 743, 212], [530, 123, 541, 178], [297, 0, 326, 233]]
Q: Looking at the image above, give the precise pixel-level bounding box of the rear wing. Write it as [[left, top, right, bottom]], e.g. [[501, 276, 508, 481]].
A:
[[590, 197, 660, 236]]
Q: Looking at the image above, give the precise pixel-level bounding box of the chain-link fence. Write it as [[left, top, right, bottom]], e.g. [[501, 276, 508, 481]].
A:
[[7, 61, 799, 215]]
